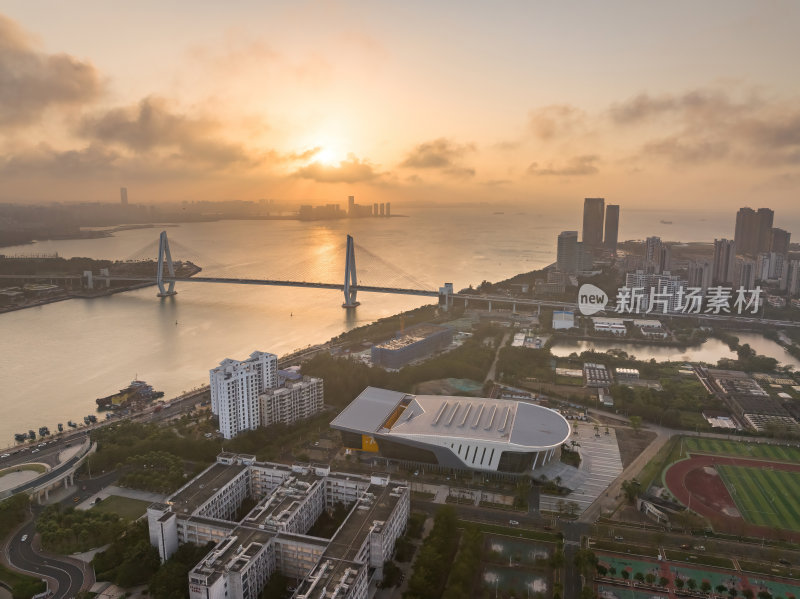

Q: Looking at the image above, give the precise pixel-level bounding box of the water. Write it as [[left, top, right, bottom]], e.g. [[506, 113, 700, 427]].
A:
[[550, 332, 800, 369], [0, 203, 796, 443]]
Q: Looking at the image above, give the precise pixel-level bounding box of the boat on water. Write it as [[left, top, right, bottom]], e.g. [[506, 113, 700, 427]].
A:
[[660, 219, 673, 224], [96, 380, 164, 410]]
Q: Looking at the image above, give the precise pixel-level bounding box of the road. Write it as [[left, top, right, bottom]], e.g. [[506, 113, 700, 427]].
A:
[[7, 520, 86, 599]]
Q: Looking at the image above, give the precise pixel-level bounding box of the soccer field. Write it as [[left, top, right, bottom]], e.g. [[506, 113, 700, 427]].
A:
[[684, 437, 800, 463], [716, 464, 800, 531]]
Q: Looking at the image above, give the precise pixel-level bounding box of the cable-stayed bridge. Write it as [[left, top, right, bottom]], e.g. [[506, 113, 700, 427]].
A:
[[95, 231, 445, 308], [7, 230, 800, 327]]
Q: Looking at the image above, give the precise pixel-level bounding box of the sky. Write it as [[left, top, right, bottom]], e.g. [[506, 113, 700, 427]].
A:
[[1, 1, 800, 211]]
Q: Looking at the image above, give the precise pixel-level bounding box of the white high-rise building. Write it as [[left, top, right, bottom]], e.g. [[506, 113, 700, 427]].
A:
[[210, 351, 278, 439]]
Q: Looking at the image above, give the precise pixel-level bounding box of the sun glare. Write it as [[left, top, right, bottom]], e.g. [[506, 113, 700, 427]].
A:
[[315, 146, 341, 165]]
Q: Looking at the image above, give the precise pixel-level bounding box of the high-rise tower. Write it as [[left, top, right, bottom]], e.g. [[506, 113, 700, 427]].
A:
[[604, 204, 619, 254], [582, 197, 604, 247], [712, 239, 736, 285]]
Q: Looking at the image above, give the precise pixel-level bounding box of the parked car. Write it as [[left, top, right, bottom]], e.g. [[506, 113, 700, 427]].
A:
[[509, 520, 520, 526], [20, 535, 28, 542]]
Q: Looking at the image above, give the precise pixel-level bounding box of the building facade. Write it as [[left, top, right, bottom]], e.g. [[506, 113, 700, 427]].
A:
[[261, 376, 324, 427]]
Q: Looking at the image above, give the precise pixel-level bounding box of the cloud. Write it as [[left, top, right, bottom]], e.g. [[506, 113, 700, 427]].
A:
[[528, 104, 586, 140], [527, 155, 600, 176], [401, 138, 475, 169], [612, 87, 800, 167], [609, 88, 758, 125], [0, 143, 119, 177], [78, 96, 252, 167], [444, 166, 476, 179], [0, 14, 102, 127], [642, 137, 730, 164], [292, 155, 380, 183]]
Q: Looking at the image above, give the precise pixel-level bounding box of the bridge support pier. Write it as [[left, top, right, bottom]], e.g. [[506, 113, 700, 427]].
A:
[[157, 231, 177, 297], [342, 234, 360, 308]]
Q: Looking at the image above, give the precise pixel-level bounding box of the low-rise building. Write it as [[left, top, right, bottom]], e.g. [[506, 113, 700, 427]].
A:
[[591, 317, 626, 335], [584, 363, 613, 387], [552, 310, 575, 330], [148, 454, 409, 599], [371, 324, 453, 369]]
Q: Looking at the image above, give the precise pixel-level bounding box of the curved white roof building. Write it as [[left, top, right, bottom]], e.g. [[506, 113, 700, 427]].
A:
[[330, 387, 571, 475]]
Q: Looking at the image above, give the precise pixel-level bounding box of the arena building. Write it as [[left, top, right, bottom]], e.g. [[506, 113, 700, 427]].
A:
[[147, 453, 409, 599], [330, 387, 571, 475]]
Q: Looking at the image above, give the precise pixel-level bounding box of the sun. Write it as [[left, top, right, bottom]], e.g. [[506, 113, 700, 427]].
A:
[[315, 146, 342, 166]]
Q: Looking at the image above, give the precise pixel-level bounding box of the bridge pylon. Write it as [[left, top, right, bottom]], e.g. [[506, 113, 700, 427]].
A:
[[156, 231, 177, 297], [342, 234, 360, 308]]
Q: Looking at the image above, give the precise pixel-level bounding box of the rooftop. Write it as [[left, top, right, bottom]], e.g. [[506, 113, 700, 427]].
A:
[[373, 324, 449, 351], [324, 483, 405, 561], [333, 388, 570, 449], [169, 462, 247, 516]]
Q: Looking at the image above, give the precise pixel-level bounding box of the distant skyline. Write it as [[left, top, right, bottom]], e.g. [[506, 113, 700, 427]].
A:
[[1, 1, 800, 210]]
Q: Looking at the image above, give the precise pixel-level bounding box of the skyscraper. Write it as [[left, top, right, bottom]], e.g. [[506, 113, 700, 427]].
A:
[[687, 260, 712, 291], [786, 260, 800, 297], [712, 239, 736, 285], [348, 195, 355, 215], [735, 207, 774, 256], [557, 231, 578, 273], [604, 204, 620, 253], [582, 197, 604, 246], [734, 207, 757, 256], [771, 228, 791, 255], [734, 257, 756, 289], [120, 187, 128, 206], [755, 208, 774, 254], [210, 351, 278, 439]]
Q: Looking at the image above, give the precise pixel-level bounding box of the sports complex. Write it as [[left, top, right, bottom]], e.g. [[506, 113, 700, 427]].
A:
[[663, 437, 800, 540], [330, 387, 571, 475]]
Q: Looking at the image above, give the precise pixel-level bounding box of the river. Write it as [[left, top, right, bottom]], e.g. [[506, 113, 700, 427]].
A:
[[550, 332, 800, 370], [1, 203, 797, 443]]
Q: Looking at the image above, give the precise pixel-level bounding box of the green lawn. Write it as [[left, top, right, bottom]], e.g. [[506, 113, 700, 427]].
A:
[[0, 563, 46, 596], [90, 495, 151, 521], [684, 437, 800, 463], [717, 464, 800, 531], [0, 463, 46, 478]]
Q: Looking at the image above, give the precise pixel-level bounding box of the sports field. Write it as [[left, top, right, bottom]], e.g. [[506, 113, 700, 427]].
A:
[[717, 465, 800, 531], [684, 437, 800, 463]]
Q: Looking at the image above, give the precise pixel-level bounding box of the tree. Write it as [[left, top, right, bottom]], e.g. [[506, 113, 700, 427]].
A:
[[675, 578, 684, 589], [573, 549, 598, 580], [621, 570, 630, 581], [717, 585, 728, 593], [687, 578, 697, 590], [645, 573, 656, 585], [700, 581, 711, 593], [629, 415, 642, 432], [596, 564, 607, 577], [742, 589, 754, 599], [659, 576, 669, 587], [634, 572, 644, 583], [621, 479, 640, 504]]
